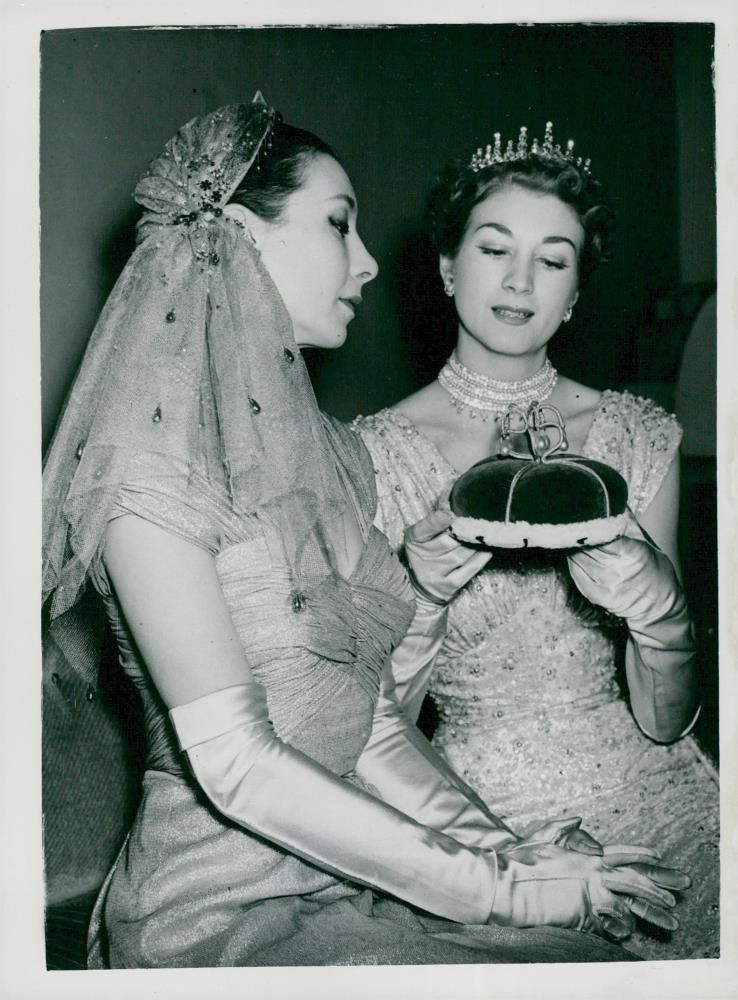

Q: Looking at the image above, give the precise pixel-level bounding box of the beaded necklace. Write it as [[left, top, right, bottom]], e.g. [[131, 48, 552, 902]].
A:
[[438, 353, 558, 422]]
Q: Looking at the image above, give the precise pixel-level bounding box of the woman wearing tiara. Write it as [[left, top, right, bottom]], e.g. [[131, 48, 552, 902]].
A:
[[356, 123, 719, 960], [42, 98, 684, 968]]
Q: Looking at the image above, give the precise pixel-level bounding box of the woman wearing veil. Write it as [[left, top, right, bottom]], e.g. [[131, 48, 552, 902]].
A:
[[42, 96, 685, 968]]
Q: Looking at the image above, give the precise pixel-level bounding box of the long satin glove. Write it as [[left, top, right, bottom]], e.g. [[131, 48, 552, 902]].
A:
[[389, 594, 449, 725], [355, 662, 519, 852], [171, 680, 497, 924], [567, 518, 699, 742], [396, 508, 490, 723], [404, 509, 491, 607], [170, 681, 676, 933]]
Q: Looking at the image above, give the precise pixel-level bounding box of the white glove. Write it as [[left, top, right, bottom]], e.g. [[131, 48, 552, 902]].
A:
[[404, 509, 492, 607], [389, 595, 448, 724], [490, 837, 682, 939], [567, 518, 699, 742], [518, 817, 690, 933], [355, 661, 518, 852]]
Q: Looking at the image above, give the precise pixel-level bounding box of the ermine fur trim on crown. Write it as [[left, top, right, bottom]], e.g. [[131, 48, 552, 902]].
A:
[[449, 511, 629, 550]]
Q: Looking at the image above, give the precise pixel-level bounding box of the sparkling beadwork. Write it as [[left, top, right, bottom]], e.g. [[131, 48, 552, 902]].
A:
[[361, 384, 717, 960], [283, 347, 295, 363], [249, 397, 261, 414], [153, 406, 162, 423], [75, 443, 84, 460], [86, 685, 95, 702], [291, 591, 307, 613], [166, 310, 176, 323], [438, 354, 557, 419]]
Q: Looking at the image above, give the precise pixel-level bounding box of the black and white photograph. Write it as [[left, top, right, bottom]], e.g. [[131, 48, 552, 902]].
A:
[[1, 3, 736, 998]]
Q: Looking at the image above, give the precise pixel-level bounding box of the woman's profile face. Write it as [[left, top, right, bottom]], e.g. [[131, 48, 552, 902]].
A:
[[248, 154, 378, 349], [442, 184, 583, 365]]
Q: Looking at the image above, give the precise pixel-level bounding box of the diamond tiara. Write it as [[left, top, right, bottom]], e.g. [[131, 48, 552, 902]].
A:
[[469, 121, 591, 175]]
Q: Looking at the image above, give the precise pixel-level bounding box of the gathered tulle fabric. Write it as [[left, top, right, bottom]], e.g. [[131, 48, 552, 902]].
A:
[[41, 98, 366, 903], [43, 99, 348, 632]]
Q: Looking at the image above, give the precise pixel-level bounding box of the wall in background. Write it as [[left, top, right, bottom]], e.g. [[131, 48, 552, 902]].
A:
[[675, 25, 716, 285], [41, 24, 714, 445]]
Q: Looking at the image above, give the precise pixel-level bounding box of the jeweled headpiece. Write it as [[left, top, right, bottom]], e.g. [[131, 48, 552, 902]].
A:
[[469, 121, 592, 175]]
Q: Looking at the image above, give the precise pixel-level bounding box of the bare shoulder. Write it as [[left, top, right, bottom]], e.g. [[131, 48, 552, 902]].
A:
[[392, 381, 450, 434], [552, 376, 603, 452]]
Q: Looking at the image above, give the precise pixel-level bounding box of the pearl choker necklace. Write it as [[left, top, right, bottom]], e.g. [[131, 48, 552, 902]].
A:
[[438, 354, 558, 422]]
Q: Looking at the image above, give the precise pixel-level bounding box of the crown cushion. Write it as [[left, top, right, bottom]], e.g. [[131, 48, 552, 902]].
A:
[[449, 455, 629, 549]]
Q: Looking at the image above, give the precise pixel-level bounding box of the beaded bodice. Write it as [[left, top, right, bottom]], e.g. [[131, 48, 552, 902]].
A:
[[356, 392, 721, 961], [355, 389, 684, 818]]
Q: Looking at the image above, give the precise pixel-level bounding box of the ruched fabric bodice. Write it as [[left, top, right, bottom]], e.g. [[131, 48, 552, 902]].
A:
[[356, 391, 720, 961], [215, 524, 415, 774], [93, 414, 414, 784], [99, 522, 413, 781]]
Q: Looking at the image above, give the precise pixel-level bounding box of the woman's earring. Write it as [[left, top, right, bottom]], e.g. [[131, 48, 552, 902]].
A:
[[563, 304, 574, 323], [444, 279, 454, 298]]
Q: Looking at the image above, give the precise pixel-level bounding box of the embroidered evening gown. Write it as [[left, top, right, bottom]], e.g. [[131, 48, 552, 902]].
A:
[[356, 391, 720, 960], [85, 416, 627, 968]]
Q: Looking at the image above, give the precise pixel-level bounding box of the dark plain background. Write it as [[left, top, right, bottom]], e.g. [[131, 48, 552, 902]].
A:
[[40, 22, 717, 747]]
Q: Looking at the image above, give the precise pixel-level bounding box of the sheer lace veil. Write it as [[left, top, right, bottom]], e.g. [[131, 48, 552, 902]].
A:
[[43, 94, 350, 660], [41, 96, 359, 901]]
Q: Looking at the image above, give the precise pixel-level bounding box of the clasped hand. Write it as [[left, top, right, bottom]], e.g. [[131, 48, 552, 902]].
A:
[[495, 816, 690, 940]]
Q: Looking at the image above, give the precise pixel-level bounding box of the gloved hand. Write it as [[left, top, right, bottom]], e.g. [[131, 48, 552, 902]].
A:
[[490, 837, 679, 940], [404, 509, 492, 607], [392, 510, 491, 720], [567, 518, 699, 742], [516, 816, 690, 933], [524, 815, 603, 856]]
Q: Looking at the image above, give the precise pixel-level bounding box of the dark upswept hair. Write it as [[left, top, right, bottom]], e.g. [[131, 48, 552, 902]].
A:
[[229, 121, 338, 221], [427, 153, 615, 286]]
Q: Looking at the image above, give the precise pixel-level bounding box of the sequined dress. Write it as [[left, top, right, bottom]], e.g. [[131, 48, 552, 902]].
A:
[[85, 415, 627, 968], [356, 391, 720, 960]]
